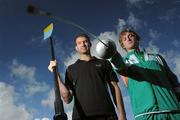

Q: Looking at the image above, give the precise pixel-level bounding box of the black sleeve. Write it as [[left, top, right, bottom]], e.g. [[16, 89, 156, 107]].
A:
[[65, 67, 74, 91], [106, 60, 119, 83], [158, 55, 180, 101], [158, 55, 179, 87]]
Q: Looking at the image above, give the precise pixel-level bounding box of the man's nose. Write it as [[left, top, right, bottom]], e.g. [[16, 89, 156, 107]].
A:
[[80, 42, 85, 47], [127, 35, 132, 40]]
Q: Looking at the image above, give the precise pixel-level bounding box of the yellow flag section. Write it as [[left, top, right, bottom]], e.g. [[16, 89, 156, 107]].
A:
[[43, 23, 54, 40]]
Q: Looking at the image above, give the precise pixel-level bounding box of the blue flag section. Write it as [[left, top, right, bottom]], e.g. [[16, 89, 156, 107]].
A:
[[43, 23, 53, 40]]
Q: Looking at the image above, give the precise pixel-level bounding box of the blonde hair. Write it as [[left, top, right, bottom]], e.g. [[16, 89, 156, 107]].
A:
[[119, 28, 140, 49]]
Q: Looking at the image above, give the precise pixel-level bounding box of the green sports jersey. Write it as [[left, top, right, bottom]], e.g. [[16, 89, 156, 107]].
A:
[[122, 50, 180, 119]]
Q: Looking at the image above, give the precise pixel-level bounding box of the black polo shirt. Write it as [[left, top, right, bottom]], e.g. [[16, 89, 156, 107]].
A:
[[65, 57, 118, 119]]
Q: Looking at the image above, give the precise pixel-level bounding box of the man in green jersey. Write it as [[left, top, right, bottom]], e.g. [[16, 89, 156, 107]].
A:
[[98, 29, 180, 120]]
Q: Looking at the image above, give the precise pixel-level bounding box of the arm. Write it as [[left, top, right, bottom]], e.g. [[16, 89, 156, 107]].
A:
[[110, 51, 147, 85], [105, 60, 126, 119], [158, 55, 180, 101], [57, 73, 73, 104], [158, 55, 180, 88], [48, 60, 73, 104], [110, 81, 126, 120]]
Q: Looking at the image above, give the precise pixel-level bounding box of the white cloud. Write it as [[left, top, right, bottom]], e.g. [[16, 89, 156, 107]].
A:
[[0, 82, 33, 120], [127, 12, 145, 30], [41, 89, 73, 120], [34, 118, 51, 120], [142, 29, 161, 53], [41, 89, 54, 109], [117, 18, 126, 34], [127, 0, 143, 5], [145, 40, 159, 53], [144, 29, 161, 53], [159, 8, 176, 22], [11, 59, 35, 82], [25, 81, 49, 97], [41, 118, 51, 120], [126, 0, 155, 7], [172, 40, 180, 47], [64, 51, 79, 67], [148, 29, 160, 41], [10, 59, 49, 97]]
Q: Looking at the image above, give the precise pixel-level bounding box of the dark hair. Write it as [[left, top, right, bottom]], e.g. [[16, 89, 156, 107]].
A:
[[74, 33, 90, 43]]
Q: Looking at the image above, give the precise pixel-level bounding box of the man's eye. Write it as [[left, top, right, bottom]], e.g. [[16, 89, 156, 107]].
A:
[[129, 34, 135, 37], [122, 38, 126, 41]]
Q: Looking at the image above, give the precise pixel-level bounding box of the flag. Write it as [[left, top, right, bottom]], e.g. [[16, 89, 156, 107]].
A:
[[43, 23, 53, 40]]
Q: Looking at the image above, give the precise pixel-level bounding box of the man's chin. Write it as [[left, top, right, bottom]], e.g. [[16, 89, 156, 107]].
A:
[[80, 51, 90, 54]]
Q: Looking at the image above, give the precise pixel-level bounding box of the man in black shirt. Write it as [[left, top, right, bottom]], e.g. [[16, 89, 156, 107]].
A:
[[48, 34, 126, 120]]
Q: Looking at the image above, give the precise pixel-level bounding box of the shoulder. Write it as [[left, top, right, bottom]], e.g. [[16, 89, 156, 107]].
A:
[[146, 52, 165, 66], [146, 52, 159, 57], [94, 57, 112, 66], [146, 52, 163, 60], [94, 57, 109, 63], [66, 60, 80, 72]]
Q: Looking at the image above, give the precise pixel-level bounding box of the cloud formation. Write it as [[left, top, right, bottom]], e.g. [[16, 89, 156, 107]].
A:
[[10, 59, 35, 81], [148, 29, 160, 41], [159, 8, 177, 23], [0, 82, 32, 120], [127, 12, 145, 30], [172, 40, 180, 48], [41, 89, 54, 109], [126, 0, 155, 7], [10, 59, 49, 97], [41, 89, 73, 120], [34, 117, 51, 120]]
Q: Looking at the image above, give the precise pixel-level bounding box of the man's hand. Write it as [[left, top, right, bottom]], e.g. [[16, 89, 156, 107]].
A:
[[48, 60, 57, 72]]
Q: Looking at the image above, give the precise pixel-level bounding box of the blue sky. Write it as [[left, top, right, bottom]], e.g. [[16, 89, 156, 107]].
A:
[[0, 0, 180, 120]]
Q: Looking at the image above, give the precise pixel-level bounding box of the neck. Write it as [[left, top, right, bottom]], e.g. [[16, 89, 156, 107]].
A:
[[127, 47, 140, 53], [79, 54, 93, 61]]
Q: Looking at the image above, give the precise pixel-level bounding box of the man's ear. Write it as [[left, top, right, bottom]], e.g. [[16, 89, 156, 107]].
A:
[[75, 46, 78, 51]]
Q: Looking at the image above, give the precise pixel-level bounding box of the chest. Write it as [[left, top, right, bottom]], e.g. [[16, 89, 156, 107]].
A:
[[125, 53, 163, 71], [70, 61, 108, 86]]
